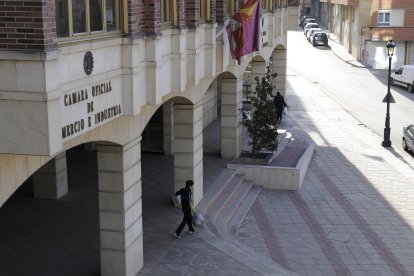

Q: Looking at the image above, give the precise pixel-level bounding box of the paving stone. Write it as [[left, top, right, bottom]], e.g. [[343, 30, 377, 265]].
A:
[[326, 232, 351, 243]]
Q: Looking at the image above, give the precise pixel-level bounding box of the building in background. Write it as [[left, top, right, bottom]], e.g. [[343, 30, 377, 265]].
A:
[[300, 0, 312, 16], [316, 0, 414, 69]]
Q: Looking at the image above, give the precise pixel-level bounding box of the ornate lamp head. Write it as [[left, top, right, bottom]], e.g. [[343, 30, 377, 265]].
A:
[[386, 40, 396, 58]]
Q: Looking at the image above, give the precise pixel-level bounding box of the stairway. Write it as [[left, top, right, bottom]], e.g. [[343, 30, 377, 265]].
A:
[[198, 169, 261, 237], [197, 169, 296, 275]]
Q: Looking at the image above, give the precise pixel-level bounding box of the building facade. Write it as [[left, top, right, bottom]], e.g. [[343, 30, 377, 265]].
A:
[[316, 0, 414, 69], [0, 1, 298, 275]]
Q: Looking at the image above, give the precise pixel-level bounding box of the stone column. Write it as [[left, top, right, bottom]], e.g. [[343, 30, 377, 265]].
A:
[[220, 77, 243, 159], [173, 102, 203, 206], [33, 152, 68, 199], [251, 60, 267, 95], [97, 137, 143, 276], [163, 101, 174, 155], [272, 47, 287, 98]]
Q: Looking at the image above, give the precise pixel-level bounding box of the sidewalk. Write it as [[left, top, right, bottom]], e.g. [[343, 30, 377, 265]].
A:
[[138, 65, 414, 276], [327, 32, 390, 81], [137, 32, 414, 275]]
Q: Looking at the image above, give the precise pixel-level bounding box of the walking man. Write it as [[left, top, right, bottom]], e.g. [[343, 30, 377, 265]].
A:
[[273, 91, 287, 123], [174, 180, 196, 239]]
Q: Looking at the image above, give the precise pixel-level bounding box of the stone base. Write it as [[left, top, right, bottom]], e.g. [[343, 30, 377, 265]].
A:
[[227, 143, 315, 190], [238, 152, 273, 165]]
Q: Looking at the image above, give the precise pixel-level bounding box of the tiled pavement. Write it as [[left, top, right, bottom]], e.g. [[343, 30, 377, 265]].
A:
[[2, 54, 414, 276]]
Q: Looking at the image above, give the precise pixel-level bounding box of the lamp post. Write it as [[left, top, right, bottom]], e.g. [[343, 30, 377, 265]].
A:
[[382, 40, 396, 147]]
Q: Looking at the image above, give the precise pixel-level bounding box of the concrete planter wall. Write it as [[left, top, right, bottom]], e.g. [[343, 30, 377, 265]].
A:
[[227, 143, 315, 190]]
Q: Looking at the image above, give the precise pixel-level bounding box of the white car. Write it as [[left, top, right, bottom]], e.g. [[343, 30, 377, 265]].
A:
[[306, 28, 322, 42], [391, 64, 414, 92], [304, 23, 319, 36]]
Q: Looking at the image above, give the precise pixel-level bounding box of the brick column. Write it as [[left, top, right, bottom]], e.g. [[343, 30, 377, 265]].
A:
[[128, 0, 144, 38], [251, 60, 267, 95], [173, 102, 203, 206], [272, 46, 287, 98], [210, 0, 216, 22], [33, 152, 68, 199], [215, 0, 227, 23], [0, 0, 57, 51], [176, 0, 186, 28], [143, 0, 161, 35], [185, 0, 200, 28], [220, 76, 243, 159], [97, 137, 143, 276]]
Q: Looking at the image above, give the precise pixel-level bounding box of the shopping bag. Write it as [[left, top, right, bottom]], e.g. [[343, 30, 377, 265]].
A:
[[172, 195, 181, 208], [283, 107, 288, 115], [193, 212, 205, 226], [190, 204, 196, 215]]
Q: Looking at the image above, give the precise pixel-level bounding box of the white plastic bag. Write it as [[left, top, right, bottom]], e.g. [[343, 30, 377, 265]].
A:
[[193, 212, 205, 226], [283, 107, 288, 115], [172, 195, 181, 208]]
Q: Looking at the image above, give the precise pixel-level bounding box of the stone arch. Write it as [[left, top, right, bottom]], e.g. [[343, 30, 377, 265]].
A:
[[0, 139, 139, 275], [271, 44, 287, 98], [250, 54, 269, 94], [202, 71, 243, 159]]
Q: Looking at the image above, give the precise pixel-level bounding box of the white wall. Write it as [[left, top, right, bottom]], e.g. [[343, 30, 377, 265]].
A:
[[365, 41, 405, 69]]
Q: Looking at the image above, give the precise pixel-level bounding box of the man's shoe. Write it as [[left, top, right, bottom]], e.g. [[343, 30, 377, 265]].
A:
[[189, 229, 197, 235], [174, 233, 180, 239]]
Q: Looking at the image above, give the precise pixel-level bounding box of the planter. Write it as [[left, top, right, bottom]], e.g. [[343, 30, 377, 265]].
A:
[[238, 151, 274, 165]]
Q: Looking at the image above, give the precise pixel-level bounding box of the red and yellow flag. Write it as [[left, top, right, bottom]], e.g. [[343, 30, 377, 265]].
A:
[[226, 0, 260, 64]]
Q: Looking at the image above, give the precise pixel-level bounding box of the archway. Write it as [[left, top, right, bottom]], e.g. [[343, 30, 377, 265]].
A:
[[0, 145, 101, 275]]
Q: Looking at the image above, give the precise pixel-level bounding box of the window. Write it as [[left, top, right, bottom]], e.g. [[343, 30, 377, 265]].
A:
[[55, 0, 120, 38], [409, 126, 414, 136], [200, 0, 210, 22], [227, 0, 234, 17], [378, 10, 391, 27], [262, 0, 272, 10], [161, 0, 174, 25]]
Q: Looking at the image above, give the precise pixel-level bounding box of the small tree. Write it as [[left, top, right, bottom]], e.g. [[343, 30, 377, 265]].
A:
[[243, 66, 278, 155]]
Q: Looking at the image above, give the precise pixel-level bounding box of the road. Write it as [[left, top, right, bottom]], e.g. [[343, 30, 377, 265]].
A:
[[287, 30, 414, 156]]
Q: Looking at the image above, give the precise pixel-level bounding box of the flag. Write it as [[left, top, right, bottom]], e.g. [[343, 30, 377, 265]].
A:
[[226, 0, 260, 65]]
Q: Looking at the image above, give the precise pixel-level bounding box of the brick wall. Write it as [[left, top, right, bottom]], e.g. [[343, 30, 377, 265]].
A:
[[185, 0, 200, 28], [177, 0, 186, 28], [0, 0, 57, 51], [215, 0, 227, 23], [288, 0, 299, 6], [370, 0, 414, 27], [143, 0, 161, 35], [209, 0, 216, 22], [128, 0, 144, 37]]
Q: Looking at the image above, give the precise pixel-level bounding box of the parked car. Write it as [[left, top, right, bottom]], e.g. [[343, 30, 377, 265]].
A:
[[302, 18, 317, 28], [304, 23, 319, 36], [402, 124, 414, 151], [310, 32, 328, 47], [299, 15, 313, 27], [306, 28, 322, 41], [391, 64, 414, 92]]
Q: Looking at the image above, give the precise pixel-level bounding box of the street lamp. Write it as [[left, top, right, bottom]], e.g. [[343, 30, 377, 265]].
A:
[[382, 40, 396, 147]]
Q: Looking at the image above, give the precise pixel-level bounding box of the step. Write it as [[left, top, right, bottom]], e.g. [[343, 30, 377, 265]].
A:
[[228, 184, 262, 234], [197, 168, 237, 215], [205, 174, 245, 224], [215, 180, 253, 234]]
